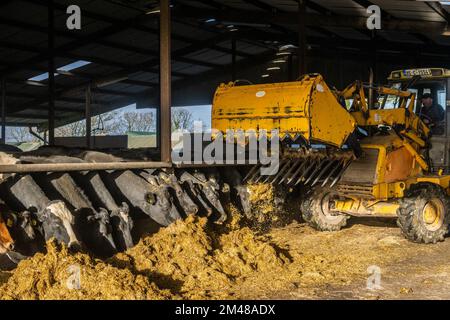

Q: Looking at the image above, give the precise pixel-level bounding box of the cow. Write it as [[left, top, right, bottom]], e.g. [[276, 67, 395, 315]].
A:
[[0, 209, 44, 256], [73, 208, 117, 258], [0, 213, 14, 254], [159, 171, 198, 216], [78, 151, 122, 163], [140, 170, 198, 217], [20, 146, 81, 158], [220, 168, 252, 218], [44, 172, 117, 257], [109, 203, 134, 252], [0, 145, 22, 153], [7, 174, 81, 249], [112, 170, 182, 226], [20, 155, 84, 165], [76, 171, 134, 252], [180, 172, 213, 216], [39, 200, 81, 249], [180, 171, 227, 224]]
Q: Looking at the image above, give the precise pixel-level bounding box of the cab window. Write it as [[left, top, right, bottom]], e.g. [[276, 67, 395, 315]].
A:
[[410, 81, 447, 136]]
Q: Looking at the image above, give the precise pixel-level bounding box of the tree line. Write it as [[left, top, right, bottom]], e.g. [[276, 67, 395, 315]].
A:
[[9, 108, 195, 143]]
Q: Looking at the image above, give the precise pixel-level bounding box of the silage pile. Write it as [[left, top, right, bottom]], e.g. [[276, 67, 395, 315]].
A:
[[110, 215, 289, 299], [0, 215, 289, 300], [0, 241, 172, 300]]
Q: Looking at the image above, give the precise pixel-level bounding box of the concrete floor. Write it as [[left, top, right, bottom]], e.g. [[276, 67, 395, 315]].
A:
[[257, 218, 450, 300]]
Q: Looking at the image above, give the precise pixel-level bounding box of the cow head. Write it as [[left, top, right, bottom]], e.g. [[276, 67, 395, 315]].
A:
[[160, 172, 198, 216], [88, 208, 116, 251], [18, 211, 38, 241], [145, 176, 181, 223], [236, 185, 252, 218], [41, 201, 81, 250], [111, 202, 134, 250], [204, 175, 227, 223], [146, 176, 170, 209], [1, 210, 46, 257]]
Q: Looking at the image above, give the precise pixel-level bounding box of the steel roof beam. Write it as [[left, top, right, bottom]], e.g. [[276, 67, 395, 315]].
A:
[[176, 5, 446, 33], [425, 1, 450, 24]]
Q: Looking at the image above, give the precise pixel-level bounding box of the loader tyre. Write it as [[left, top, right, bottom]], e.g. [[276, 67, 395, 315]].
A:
[[397, 183, 450, 244], [301, 188, 349, 231]]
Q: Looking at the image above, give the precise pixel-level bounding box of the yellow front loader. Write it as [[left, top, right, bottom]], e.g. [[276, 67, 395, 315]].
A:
[[212, 72, 450, 244]]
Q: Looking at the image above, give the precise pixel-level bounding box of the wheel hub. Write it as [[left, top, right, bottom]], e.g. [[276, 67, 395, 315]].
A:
[[321, 193, 344, 220], [422, 199, 444, 231], [423, 204, 437, 224]]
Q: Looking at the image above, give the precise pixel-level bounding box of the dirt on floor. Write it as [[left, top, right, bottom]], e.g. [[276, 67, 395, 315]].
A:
[[1, 183, 450, 300]]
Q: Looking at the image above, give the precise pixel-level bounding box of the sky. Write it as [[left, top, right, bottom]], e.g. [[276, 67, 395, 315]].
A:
[[28, 60, 92, 82]]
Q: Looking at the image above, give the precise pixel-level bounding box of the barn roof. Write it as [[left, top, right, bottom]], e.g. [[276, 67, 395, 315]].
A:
[[1, 0, 449, 128]]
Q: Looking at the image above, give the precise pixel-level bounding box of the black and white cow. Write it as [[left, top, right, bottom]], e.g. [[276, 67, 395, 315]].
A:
[[220, 168, 252, 218], [180, 170, 227, 224], [77, 171, 134, 252], [7, 174, 81, 249], [112, 170, 182, 227], [139, 170, 199, 217], [0, 209, 44, 256], [45, 172, 117, 257]]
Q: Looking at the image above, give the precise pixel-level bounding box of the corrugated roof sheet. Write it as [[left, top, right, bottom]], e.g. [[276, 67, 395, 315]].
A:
[[0, 0, 448, 128]]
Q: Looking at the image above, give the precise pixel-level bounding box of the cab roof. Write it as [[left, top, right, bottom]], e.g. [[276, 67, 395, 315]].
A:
[[388, 68, 450, 81]]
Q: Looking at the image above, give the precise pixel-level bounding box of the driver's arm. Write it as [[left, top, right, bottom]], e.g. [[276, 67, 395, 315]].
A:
[[437, 104, 445, 122]]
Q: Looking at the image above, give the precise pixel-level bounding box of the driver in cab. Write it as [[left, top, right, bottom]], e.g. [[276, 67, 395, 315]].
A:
[[418, 93, 445, 134]]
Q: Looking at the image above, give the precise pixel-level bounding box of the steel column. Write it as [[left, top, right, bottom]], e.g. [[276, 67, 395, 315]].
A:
[[160, 0, 172, 163], [85, 84, 92, 149], [371, 31, 378, 85], [1, 78, 5, 144], [48, 0, 55, 145], [232, 37, 237, 81], [288, 55, 294, 81], [298, 0, 307, 77]]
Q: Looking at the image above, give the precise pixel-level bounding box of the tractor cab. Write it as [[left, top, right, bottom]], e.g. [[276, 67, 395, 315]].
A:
[[388, 68, 450, 173]]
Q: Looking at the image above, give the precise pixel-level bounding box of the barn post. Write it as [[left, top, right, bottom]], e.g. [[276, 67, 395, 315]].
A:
[[1, 78, 5, 144], [48, 0, 55, 146], [85, 84, 92, 149], [160, 0, 172, 163], [288, 55, 294, 81], [298, 0, 307, 77], [232, 37, 237, 81]]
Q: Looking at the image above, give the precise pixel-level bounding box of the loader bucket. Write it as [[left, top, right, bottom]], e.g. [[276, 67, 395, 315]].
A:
[[212, 74, 358, 186], [212, 74, 357, 148]]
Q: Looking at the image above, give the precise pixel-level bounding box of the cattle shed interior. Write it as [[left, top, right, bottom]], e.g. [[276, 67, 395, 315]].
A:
[[1, 0, 450, 161]]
